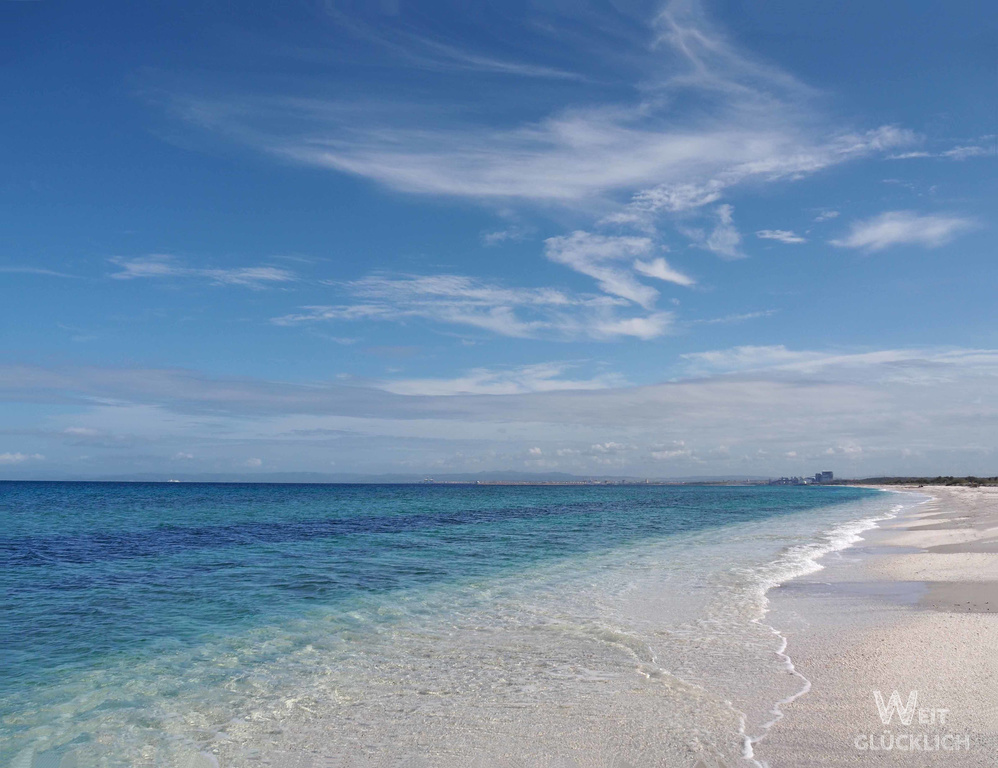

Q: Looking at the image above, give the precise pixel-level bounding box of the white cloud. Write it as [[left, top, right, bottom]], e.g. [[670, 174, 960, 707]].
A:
[[528, 446, 543, 456], [544, 231, 660, 307], [651, 446, 692, 460], [0, 452, 44, 464], [238, 101, 894, 205], [377, 363, 625, 397], [110, 255, 296, 288], [160, 0, 919, 344], [275, 275, 569, 338], [481, 221, 533, 246], [890, 145, 990, 161], [756, 229, 806, 244], [590, 442, 634, 453], [677, 344, 970, 377], [285, 234, 689, 343], [109, 256, 177, 279], [273, 273, 673, 341], [402, 39, 585, 82], [888, 151, 932, 160], [633, 257, 695, 287], [171, 4, 914, 210], [204, 267, 295, 286], [707, 205, 744, 259], [827, 443, 864, 456], [695, 309, 778, 325], [629, 181, 725, 214], [318, 7, 588, 82], [940, 145, 989, 160], [681, 345, 825, 374], [684, 204, 745, 259], [173, 452, 195, 460], [4, 350, 998, 475], [481, 228, 522, 246], [593, 312, 674, 341], [831, 211, 976, 252], [613, 126, 912, 227], [244, 457, 263, 467], [0, 266, 78, 278], [679, 345, 998, 381], [813, 210, 840, 222]]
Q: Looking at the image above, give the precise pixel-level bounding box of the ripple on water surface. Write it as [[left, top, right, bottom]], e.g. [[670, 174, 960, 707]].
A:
[[0, 482, 905, 767]]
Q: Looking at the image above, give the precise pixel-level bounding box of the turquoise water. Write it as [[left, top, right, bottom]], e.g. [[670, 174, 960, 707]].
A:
[[0, 482, 905, 767]]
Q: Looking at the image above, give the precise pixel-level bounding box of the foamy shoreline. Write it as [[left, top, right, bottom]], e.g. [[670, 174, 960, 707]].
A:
[[756, 486, 998, 767]]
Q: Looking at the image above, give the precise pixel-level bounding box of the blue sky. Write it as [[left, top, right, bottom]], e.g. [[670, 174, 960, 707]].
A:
[[1, 0, 995, 478]]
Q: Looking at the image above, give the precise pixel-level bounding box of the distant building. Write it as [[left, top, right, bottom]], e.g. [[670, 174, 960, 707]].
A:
[[770, 471, 834, 486]]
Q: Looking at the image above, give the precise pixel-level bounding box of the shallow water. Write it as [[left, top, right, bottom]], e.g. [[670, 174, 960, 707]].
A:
[[0, 482, 913, 767]]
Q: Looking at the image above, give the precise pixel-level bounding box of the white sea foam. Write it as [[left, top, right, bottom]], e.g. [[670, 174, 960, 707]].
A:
[[737, 492, 927, 766]]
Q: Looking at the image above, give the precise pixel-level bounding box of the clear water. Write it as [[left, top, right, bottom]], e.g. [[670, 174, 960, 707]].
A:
[[0, 482, 911, 767]]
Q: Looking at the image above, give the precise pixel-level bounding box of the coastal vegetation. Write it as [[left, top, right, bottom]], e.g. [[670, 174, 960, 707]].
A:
[[853, 476, 998, 487]]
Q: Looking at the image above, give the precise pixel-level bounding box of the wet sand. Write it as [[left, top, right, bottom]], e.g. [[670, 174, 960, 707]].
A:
[[755, 486, 998, 767]]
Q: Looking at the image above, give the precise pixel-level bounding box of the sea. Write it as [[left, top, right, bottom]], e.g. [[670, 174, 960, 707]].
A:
[[0, 482, 916, 768]]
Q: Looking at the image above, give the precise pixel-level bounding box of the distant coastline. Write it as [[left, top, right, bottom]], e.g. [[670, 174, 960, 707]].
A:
[[847, 475, 998, 487], [2, 472, 995, 486]]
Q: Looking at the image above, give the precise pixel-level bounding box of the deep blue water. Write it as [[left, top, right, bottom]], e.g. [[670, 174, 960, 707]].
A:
[[0, 481, 876, 702]]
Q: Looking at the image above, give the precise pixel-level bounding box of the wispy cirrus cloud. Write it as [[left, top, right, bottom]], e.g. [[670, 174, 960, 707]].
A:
[[272, 273, 674, 341], [110, 255, 297, 287], [543, 231, 693, 307], [617, 124, 911, 227], [0, 266, 79, 278], [633, 257, 695, 287], [830, 211, 976, 252], [481, 226, 530, 247], [680, 345, 831, 374], [386, 35, 587, 81], [288, 232, 693, 345], [692, 309, 778, 326], [682, 204, 745, 259], [756, 229, 806, 244], [678, 344, 998, 380], [319, 1, 594, 82], [153, 0, 925, 345], [940, 145, 990, 160], [166, 1, 914, 214], [376, 363, 625, 397], [889, 144, 992, 161], [194, 94, 912, 215]]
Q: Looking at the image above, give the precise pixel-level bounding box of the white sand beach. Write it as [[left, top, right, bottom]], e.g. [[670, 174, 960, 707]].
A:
[[756, 486, 998, 766]]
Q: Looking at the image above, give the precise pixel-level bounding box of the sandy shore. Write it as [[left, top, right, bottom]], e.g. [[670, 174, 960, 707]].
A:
[[755, 486, 998, 767]]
